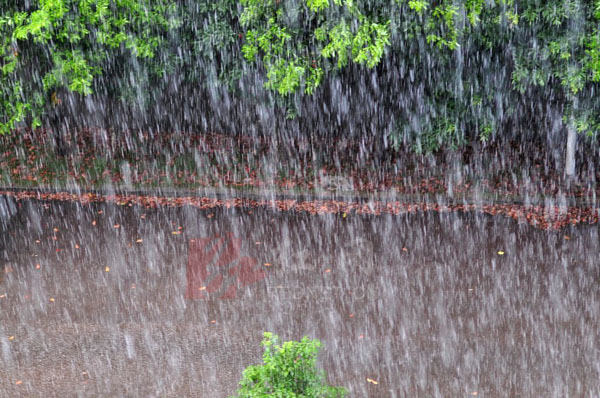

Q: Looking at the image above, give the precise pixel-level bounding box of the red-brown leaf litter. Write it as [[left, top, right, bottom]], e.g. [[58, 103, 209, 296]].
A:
[[2, 129, 599, 230], [1, 190, 597, 231]]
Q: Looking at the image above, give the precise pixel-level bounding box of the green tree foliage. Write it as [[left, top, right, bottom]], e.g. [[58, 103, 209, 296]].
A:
[[389, 0, 600, 150], [232, 332, 346, 398], [1, 0, 599, 152], [511, 0, 600, 136], [175, 0, 242, 90], [239, 0, 390, 95], [0, 0, 179, 134]]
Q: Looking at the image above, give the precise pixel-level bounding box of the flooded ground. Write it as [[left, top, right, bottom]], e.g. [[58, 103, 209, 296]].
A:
[[1, 195, 599, 397]]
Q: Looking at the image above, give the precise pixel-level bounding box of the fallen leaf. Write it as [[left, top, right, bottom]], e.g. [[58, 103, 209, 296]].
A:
[[113, 224, 120, 229], [8, 336, 15, 340], [324, 269, 331, 273], [366, 378, 378, 385], [564, 235, 570, 240], [198, 286, 206, 291], [35, 264, 40, 270], [402, 247, 408, 252], [349, 313, 354, 318], [15, 380, 22, 385], [104, 266, 110, 272], [49, 298, 55, 302], [135, 238, 143, 243], [53, 227, 59, 232], [497, 251, 505, 255], [75, 244, 80, 249], [210, 320, 216, 324], [0, 294, 5, 298], [172, 231, 180, 235], [264, 263, 271, 267], [92, 220, 96, 226], [470, 392, 478, 396]]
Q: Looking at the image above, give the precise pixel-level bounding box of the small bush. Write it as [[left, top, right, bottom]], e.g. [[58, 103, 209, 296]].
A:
[[232, 332, 346, 398]]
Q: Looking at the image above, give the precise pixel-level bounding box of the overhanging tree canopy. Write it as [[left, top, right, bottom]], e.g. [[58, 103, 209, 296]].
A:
[[1, 0, 599, 169]]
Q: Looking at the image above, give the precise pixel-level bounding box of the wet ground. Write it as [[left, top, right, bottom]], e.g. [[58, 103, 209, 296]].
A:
[[1, 194, 599, 397]]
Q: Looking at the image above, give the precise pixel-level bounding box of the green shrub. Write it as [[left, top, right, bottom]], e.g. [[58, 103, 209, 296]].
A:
[[232, 332, 346, 398]]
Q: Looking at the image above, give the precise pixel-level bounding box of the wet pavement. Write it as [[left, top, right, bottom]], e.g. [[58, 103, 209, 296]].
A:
[[1, 195, 599, 397]]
